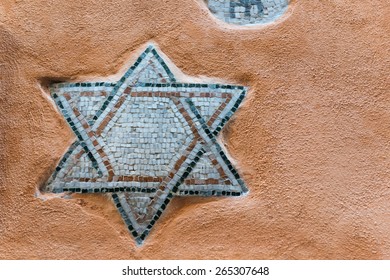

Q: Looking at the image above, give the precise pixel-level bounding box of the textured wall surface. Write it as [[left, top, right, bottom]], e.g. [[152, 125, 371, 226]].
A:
[[0, 0, 389, 259]]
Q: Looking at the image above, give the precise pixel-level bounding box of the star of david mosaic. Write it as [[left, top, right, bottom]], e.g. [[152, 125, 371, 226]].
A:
[[45, 45, 248, 244]]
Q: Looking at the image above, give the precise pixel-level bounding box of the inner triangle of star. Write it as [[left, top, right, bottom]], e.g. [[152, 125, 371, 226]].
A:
[[45, 44, 248, 245]]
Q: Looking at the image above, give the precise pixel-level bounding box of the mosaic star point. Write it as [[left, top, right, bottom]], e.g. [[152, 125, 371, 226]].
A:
[[45, 44, 248, 245]]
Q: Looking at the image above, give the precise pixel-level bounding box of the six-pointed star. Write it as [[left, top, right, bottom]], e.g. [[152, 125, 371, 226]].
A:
[[45, 45, 248, 244]]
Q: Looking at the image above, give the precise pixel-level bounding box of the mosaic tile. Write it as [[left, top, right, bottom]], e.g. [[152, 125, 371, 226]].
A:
[[44, 45, 248, 245], [207, 0, 288, 25]]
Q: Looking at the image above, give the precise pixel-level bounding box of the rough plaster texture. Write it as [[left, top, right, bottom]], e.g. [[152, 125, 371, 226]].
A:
[[0, 0, 389, 259]]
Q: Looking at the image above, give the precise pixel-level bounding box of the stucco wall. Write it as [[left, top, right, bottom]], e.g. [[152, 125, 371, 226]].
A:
[[0, 0, 389, 259]]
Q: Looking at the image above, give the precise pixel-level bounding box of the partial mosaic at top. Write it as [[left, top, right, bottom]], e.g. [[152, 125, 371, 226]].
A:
[[45, 44, 248, 245], [207, 0, 288, 25]]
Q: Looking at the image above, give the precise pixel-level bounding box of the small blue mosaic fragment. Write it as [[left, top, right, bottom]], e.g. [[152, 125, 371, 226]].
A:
[[207, 0, 288, 25]]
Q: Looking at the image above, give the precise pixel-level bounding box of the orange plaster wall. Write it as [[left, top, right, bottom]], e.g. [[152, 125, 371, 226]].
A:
[[0, 0, 389, 259]]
